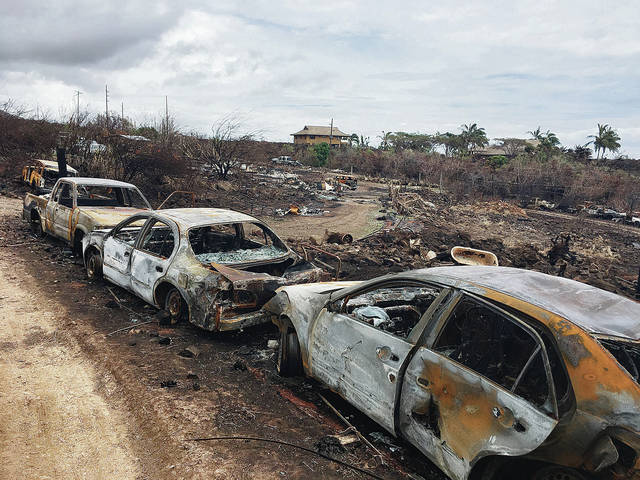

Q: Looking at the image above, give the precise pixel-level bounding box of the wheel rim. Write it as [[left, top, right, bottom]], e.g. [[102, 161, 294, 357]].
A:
[[167, 291, 182, 320], [87, 255, 98, 278]]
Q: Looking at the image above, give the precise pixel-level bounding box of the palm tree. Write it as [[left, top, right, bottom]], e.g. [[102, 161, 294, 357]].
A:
[[349, 133, 359, 147], [378, 131, 393, 150], [588, 124, 621, 159], [540, 130, 560, 149], [460, 123, 488, 155], [527, 127, 543, 140]]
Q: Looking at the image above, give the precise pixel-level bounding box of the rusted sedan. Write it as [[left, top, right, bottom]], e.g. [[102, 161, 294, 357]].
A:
[[83, 208, 326, 331], [263, 266, 640, 480]]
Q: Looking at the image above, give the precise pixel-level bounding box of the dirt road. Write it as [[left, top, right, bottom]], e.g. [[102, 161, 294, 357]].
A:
[[269, 181, 386, 242], [0, 198, 141, 478], [0, 195, 431, 480]]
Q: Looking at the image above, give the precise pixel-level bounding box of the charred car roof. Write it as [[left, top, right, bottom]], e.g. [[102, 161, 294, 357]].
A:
[[33, 159, 79, 173], [156, 208, 265, 229], [60, 177, 139, 188], [405, 266, 640, 340]]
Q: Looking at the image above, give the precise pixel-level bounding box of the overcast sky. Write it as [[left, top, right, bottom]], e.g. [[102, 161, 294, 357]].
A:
[[1, 0, 639, 156]]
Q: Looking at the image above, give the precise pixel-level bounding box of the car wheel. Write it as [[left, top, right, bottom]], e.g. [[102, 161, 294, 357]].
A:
[[532, 466, 589, 480], [277, 329, 303, 377], [86, 250, 103, 281], [165, 288, 187, 325], [31, 215, 44, 237]]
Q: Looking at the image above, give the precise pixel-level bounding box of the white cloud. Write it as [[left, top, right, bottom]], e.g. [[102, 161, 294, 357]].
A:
[[0, 0, 639, 155]]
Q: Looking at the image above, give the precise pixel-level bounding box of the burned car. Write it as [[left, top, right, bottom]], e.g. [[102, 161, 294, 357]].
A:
[[264, 266, 640, 480], [83, 208, 326, 331]]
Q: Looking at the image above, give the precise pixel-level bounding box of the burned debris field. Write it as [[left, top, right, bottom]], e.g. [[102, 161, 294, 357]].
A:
[[1, 151, 640, 479]]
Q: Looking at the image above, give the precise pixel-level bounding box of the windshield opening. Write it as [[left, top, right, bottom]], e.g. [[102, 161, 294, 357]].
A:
[[76, 185, 149, 208], [189, 222, 288, 265]]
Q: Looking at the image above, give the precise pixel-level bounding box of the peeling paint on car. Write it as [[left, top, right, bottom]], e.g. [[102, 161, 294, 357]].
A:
[[266, 266, 640, 479], [85, 207, 328, 332]]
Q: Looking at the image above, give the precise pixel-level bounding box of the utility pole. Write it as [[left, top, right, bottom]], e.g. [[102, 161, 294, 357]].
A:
[[165, 95, 169, 136], [105, 84, 109, 129], [74, 90, 82, 124], [329, 118, 334, 146], [121, 101, 124, 123]]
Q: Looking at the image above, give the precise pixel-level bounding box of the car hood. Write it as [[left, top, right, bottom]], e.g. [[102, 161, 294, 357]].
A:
[[78, 207, 150, 226]]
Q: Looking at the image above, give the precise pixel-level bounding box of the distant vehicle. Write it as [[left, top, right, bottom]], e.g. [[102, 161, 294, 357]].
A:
[[22, 159, 78, 190], [82, 208, 326, 331], [335, 174, 357, 190], [23, 177, 152, 253], [271, 156, 302, 167], [265, 266, 640, 480]]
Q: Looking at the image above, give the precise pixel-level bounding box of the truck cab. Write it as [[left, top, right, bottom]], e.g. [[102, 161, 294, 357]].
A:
[[23, 177, 152, 253]]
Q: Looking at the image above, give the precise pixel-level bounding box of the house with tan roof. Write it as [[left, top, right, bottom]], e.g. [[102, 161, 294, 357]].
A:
[[291, 125, 351, 146]]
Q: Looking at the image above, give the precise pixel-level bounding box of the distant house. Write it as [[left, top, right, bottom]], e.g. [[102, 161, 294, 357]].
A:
[[291, 125, 350, 146], [475, 139, 540, 157]]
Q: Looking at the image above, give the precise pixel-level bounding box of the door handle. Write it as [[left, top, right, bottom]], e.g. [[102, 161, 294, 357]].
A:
[[376, 346, 400, 362], [156, 266, 163, 272]]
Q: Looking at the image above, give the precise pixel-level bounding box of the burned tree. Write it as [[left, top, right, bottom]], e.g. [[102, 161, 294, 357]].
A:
[[181, 116, 254, 179]]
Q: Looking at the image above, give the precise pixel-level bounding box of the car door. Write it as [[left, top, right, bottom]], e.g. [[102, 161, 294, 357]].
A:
[[102, 215, 150, 288], [130, 218, 177, 305], [398, 293, 559, 480], [44, 182, 70, 239], [51, 182, 74, 241], [309, 281, 444, 434]]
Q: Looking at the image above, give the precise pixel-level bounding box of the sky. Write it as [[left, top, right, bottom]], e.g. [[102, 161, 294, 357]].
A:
[[1, 0, 639, 156]]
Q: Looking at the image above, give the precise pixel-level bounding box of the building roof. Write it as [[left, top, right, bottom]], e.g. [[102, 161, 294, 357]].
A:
[[411, 266, 640, 340], [291, 125, 350, 137], [475, 139, 540, 156]]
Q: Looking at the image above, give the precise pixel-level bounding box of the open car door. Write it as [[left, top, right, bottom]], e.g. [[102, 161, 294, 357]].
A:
[[398, 294, 559, 480]]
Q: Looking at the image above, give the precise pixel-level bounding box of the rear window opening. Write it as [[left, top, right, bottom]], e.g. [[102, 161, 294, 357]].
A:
[[189, 222, 288, 265], [599, 338, 640, 382], [76, 185, 149, 208]]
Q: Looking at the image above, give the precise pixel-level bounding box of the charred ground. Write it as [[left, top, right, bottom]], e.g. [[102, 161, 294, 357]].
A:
[[0, 160, 639, 479]]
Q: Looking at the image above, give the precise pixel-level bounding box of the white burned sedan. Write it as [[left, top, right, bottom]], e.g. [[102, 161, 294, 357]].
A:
[[83, 208, 326, 331], [264, 267, 640, 480]]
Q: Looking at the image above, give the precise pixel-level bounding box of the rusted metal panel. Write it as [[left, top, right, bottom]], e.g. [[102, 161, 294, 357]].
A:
[[399, 347, 557, 480]]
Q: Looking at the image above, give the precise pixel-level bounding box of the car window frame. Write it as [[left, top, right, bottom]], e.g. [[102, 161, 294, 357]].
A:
[[430, 291, 559, 419], [55, 181, 74, 208], [326, 278, 448, 342], [108, 214, 151, 246], [136, 216, 178, 260]]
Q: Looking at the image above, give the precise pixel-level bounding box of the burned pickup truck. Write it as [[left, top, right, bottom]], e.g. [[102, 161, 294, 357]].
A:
[[23, 177, 152, 253], [264, 266, 640, 480], [83, 208, 327, 331]]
